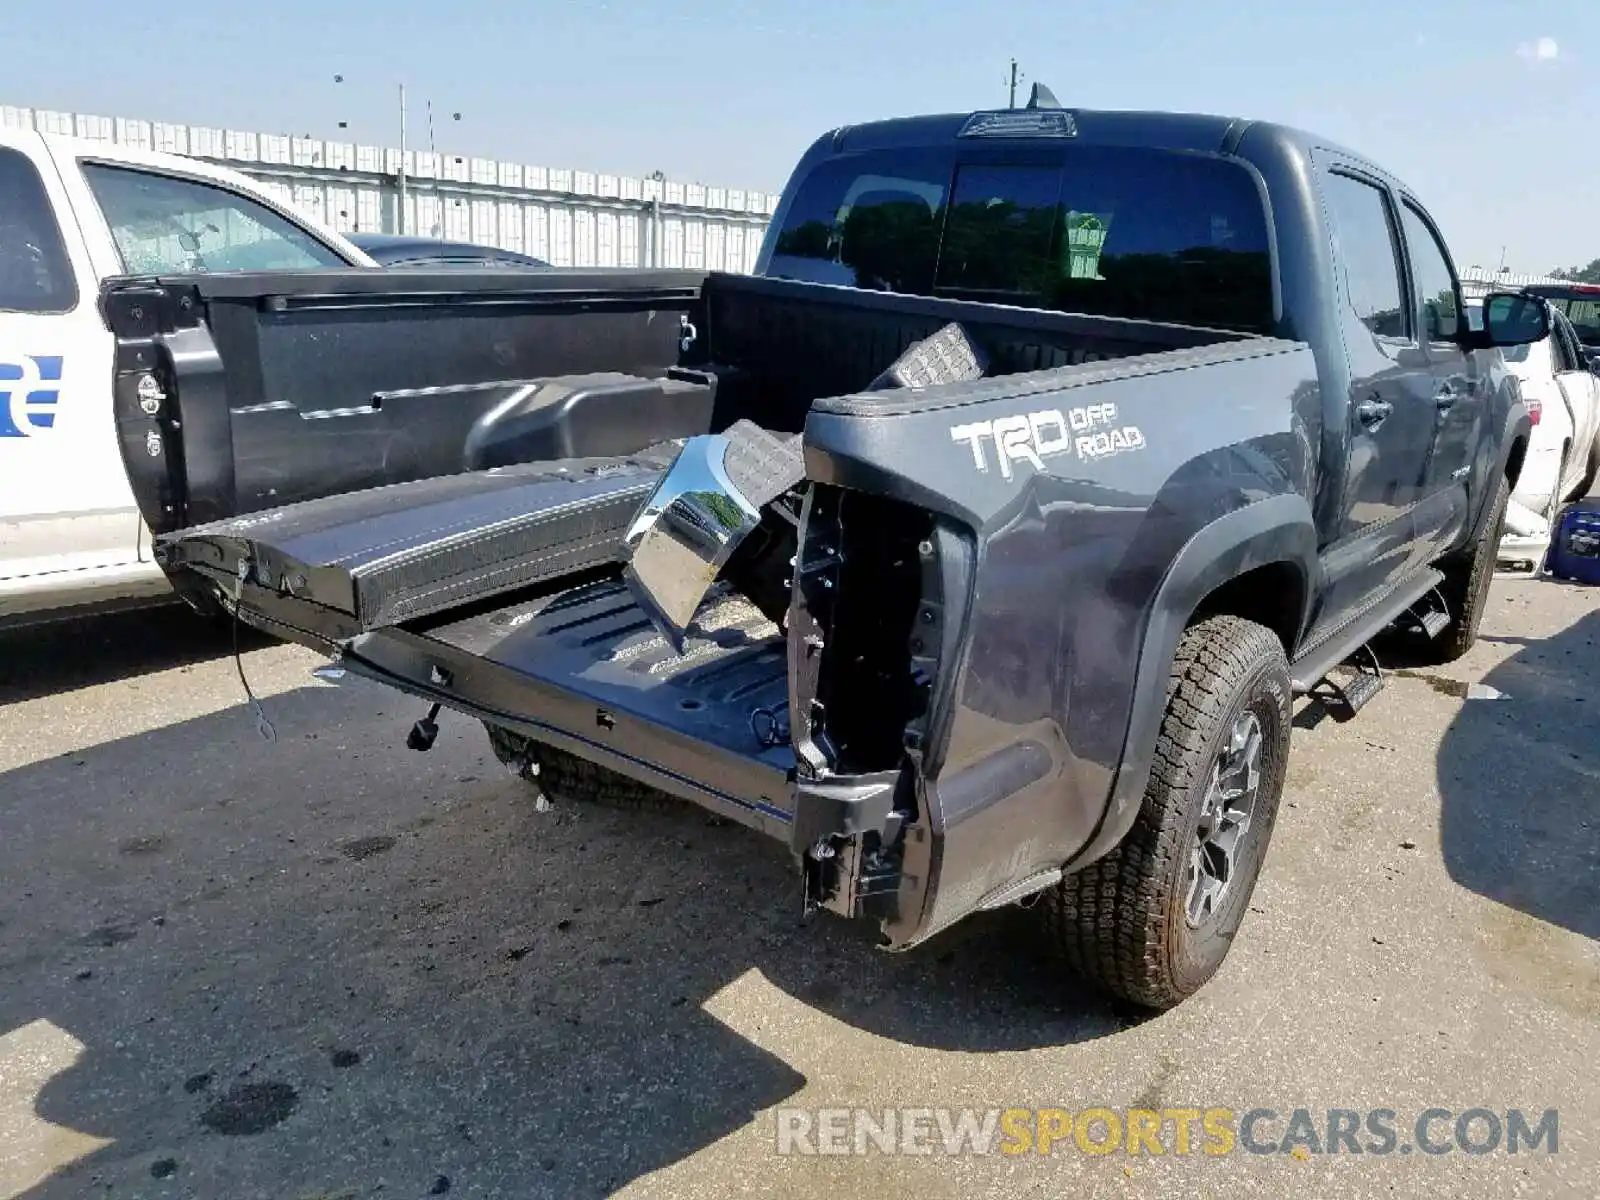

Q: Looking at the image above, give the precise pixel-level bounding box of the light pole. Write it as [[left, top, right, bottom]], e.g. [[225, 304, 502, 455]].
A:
[[398, 82, 408, 236], [647, 170, 666, 269], [428, 104, 463, 238]]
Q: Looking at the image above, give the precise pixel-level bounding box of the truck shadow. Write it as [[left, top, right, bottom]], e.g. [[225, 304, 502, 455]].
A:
[[0, 607, 270, 705], [1, 680, 1120, 1198], [1437, 604, 1599, 942]]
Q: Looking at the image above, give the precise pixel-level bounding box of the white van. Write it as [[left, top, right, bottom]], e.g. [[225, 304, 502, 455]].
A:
[[0, 128, 376, 627]]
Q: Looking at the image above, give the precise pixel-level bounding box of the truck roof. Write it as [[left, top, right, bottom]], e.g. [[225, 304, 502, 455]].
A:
[[824, 108, 1245, 154], [813, 106, 1413, 197]]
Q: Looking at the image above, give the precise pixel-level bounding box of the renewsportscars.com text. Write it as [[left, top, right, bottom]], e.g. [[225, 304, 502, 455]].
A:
[[774, 1106, 1559, 1158]]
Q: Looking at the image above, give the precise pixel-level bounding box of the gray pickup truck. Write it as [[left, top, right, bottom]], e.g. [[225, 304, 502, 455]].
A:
[[157, 98, 1546, 1010]]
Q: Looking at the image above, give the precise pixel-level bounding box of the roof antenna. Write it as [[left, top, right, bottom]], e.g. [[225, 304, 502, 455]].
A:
[[1026, 81, 1061, 110]]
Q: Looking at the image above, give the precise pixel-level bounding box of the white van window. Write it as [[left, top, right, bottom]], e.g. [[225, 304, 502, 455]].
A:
[[0, 145, 78, 312], [80, 162, 347, 274]]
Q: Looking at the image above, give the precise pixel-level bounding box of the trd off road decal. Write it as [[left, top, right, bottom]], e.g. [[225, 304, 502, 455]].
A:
[[949, 401, 1145, 480]]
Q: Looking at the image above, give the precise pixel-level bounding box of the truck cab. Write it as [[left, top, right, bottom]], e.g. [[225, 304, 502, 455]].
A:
[[755, 110, 1525, 649], [0, 128, 374, 626]]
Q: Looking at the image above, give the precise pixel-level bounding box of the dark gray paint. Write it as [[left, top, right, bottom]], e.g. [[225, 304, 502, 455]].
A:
[[160, 106, 1531, 952], [800, 342, 1321, 939]]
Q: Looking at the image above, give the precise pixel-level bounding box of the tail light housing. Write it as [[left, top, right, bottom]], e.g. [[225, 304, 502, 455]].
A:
[[1526, 396, 1543, 425]]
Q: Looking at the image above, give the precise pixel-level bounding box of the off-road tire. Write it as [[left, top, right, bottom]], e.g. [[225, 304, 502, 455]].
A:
[[1043, 615, 1292, 1010], [1426, 471, 1510, 664], [483, 723, 683, 812]]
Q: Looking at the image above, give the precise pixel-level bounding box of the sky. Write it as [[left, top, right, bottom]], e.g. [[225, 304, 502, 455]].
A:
[[1, 0, 1595, 273]]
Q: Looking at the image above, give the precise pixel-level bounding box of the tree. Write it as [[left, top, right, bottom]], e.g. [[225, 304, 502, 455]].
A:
[[1550, 258, 1600, 284]]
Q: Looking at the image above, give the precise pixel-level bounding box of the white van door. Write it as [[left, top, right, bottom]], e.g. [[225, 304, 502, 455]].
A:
[[0, 135, 131, 584], [1550, 315, 1600, 502]]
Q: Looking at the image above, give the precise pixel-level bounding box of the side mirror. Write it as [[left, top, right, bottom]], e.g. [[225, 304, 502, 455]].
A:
[[1477, 292, 1549, 348]]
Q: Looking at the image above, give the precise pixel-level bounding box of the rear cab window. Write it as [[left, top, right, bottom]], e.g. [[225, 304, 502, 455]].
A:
[[767, 144, 1276, 333], [0, 145, 78, 313], [768, 149, 949, 295]]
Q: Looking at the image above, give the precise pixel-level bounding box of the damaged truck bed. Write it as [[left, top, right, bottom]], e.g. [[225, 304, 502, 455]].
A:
[[164, 274, 1283, 845], [157, 103, 1541, 1011]]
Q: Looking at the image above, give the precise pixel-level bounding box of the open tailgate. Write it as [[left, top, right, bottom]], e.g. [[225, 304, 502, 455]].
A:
[[155, 439, 799, 838], [156, 446, 678, 645]]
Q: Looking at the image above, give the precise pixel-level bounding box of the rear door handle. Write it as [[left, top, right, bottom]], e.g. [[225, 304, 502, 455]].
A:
[[1436, 374, 1472, 410], [1356, 397, 1393, 428]]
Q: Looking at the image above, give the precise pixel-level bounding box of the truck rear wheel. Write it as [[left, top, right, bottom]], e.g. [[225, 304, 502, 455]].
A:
[[1043, 615, 1292, 1011], [1426, 470, 1510, 664], [483, 723, 684, 812]]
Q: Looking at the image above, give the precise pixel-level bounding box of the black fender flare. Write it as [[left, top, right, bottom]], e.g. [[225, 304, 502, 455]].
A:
[[1064, 492, 1318, 873]]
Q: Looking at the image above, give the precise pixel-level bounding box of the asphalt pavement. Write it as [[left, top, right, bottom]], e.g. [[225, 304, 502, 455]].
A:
[[0, 577, 1596, 1199]]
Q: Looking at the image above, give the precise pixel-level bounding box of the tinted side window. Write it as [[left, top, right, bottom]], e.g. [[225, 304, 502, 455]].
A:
[[81, 163, 347, 273], [766, 149, 951, 294], [0, 146, 77, 313], [1324, 174, 1406, 339], [1399, 203, 1460, 341]]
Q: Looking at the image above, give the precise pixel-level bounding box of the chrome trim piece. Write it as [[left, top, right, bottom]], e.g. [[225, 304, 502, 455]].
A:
[[621, 432, 761, 650]]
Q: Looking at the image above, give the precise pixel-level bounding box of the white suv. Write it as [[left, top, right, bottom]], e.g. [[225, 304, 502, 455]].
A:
[[1467, 298, 1600, 565]]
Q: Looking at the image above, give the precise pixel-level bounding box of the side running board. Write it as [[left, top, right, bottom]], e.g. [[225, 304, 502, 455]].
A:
[[1289, 567, 1445, 705]]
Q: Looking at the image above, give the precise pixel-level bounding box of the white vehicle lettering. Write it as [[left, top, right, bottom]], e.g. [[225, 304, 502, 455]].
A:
[[1069, 402, 1118, 431], [950, 421, 993, 472], [1029, 410, 1072, 457], [950, 403, 1145, 478], [1077, 426, 1147, 459], [991, 415, 1043, 478]]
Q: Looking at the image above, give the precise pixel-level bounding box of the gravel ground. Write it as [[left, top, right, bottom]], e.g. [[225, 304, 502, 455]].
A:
[[0, 576, 1596, 1199]]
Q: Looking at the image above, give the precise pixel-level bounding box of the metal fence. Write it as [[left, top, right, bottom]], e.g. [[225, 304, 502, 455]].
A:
[[1459, 266, 1570, 300], [1, 104, 780, 273]]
